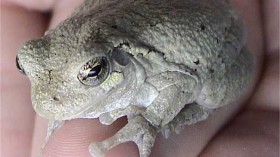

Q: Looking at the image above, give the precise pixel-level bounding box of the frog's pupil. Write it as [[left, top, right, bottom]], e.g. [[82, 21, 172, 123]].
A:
[[88, 64, 102, 77], [78, 57, 109, 86]]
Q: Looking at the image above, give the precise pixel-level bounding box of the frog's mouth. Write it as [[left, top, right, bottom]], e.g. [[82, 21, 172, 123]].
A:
[[31, 95, 93, 120], [30, 82, 107, 120]]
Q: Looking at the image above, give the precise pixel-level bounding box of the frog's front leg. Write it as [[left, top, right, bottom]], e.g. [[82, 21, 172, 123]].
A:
[[89, 116, 157, 157], [161, 103, 212, 138], [143, 71, 200, 127], [99, 105, 146, 125], [99, 82, 159, 125]]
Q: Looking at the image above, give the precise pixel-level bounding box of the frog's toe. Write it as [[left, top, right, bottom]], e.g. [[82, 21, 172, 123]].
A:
[[99, 113, 115, 125], [89, 143, 106, 157], [136, 131, 157, 157], [88, 116, 156, 157]]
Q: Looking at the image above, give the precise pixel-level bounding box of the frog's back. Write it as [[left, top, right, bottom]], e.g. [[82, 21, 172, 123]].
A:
[[128, 0, 244, 79], [70, 0, 245, 79], [134, 0, 245, 78]]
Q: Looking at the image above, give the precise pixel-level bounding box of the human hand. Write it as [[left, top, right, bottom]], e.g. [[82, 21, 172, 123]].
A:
[[1, 0, 279, 157]]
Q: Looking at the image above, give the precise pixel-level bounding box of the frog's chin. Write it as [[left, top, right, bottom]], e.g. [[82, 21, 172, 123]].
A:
[[36, 110, 85, 121], [33, 102, 94, 121]]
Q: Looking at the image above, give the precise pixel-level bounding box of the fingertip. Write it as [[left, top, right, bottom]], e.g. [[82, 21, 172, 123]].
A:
[[106, 142, 139, 157], [42, 118, 139, 157]]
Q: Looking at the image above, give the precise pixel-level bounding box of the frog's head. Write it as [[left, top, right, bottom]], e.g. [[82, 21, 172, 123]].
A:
[[16, 17, 146, 120]]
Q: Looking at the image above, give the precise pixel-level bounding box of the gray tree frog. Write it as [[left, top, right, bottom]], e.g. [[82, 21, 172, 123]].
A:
[[16, 0, 254, 156]]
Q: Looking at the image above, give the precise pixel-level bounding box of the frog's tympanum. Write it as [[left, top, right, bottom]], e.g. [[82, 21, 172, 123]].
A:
[[16, 0, 254, 156]]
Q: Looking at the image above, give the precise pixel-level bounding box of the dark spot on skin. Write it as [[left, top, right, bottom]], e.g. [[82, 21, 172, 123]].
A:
[[225, 27, 228, 32], [48, 70, 53, 84], [111, 25, 118, 29], [194, 69, 197, 72], [96, 27, 101, 36], [118, 42, 130, 48], [189, 72, 193, 75], [215, 38, 220, 43], [200, 24, 206, 31], [193, 60, 200, 65], [53, 95, 60, 101], [149, 23, 157, 27]]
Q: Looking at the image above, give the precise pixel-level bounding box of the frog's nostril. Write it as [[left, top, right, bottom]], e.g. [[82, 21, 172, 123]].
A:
[[53, 95, 60, 101]]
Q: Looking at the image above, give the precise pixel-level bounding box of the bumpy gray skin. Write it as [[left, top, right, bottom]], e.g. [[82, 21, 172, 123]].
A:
[[17, 0, 254, 156]]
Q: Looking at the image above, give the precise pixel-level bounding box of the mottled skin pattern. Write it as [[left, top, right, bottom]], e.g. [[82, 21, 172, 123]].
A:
[[16, 0, 254, 156]]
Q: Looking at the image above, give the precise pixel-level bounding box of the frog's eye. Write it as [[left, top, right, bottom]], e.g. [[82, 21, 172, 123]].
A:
[[16, 55, 26, 75], [77, 57, 110, 86]]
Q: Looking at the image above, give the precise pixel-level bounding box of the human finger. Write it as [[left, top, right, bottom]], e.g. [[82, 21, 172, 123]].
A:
[[1, 3, 48, 157], [247, 0, 279, 111]]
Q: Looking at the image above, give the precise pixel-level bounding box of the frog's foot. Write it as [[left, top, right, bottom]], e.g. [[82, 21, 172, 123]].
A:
[[89, 116, 157, 157], [161, 103, 212, 138]]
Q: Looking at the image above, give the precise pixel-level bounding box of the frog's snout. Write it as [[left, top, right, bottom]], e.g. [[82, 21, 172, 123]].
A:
[[31, 85, 87, 120]]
